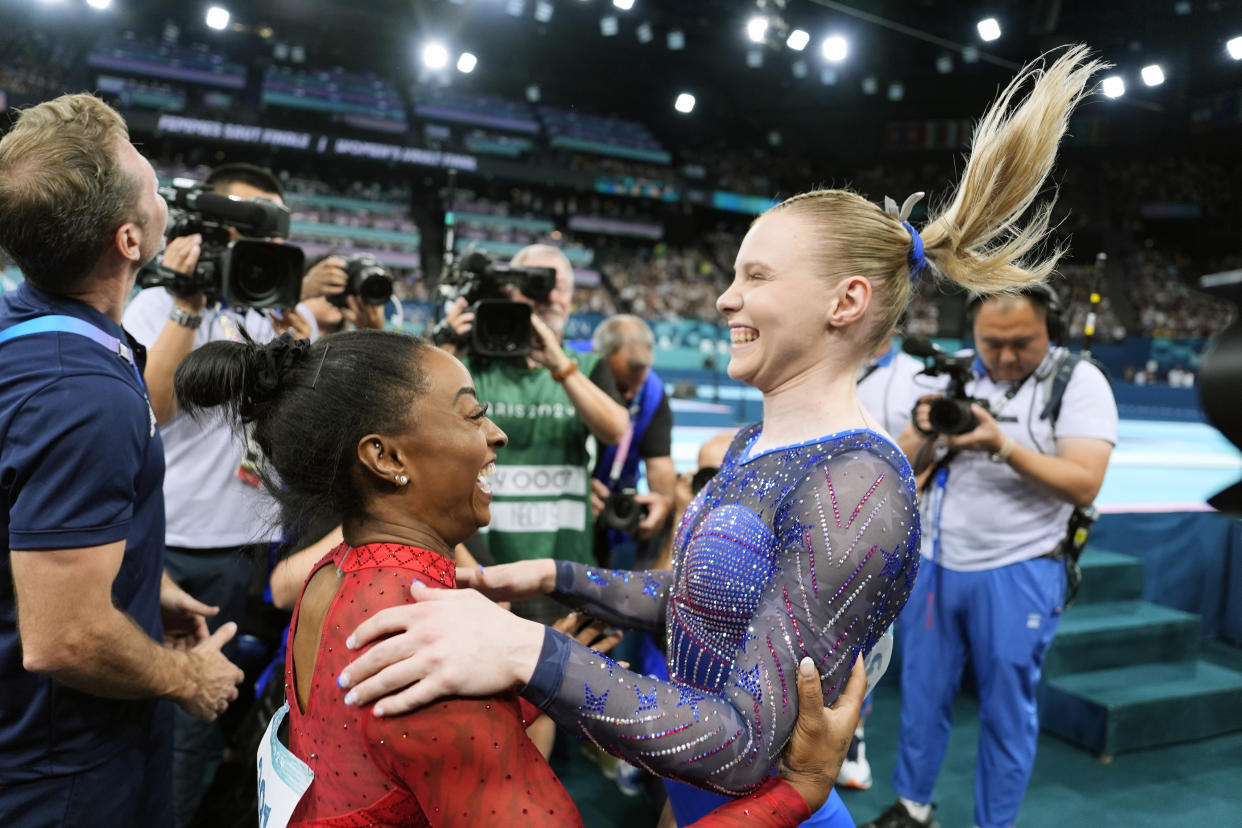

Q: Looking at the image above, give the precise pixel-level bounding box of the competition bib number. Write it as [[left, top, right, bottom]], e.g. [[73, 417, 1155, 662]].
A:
[[257, 703, 313, 828]]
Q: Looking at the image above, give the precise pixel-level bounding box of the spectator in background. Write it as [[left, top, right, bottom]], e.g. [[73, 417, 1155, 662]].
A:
[[0, 93, 242, 828], [590, 314, 675, 569], [122, 162, 316, 827]]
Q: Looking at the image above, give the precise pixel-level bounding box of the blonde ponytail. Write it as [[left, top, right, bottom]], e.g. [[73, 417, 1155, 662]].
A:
[[921, 45, 1109, 294], [763, 45, 1105, 353]]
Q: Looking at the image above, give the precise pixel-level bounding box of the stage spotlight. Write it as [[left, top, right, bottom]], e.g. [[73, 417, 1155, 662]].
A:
[[822, 35, 848, 62], [747, 17, 768, 44], [1102, 75, 1125, 98], [935, 54, 953, 74], [976, 17, 1001, 42], [787, 29, 809, 51], [675, 92, 695, 114], [861, 75, 878, 95], [86, 0, 112, 9], [205, 6, 230, 30], [1228, 36, 1242, 61], [601, 16, 618, 36], [667, 29, 685, 50], [1141, 64, 1165, 86], [457, 52, 477, 73], [637, 22, 653, 43], [422, 42, 449, 70], [613, 0, 634, 10], [534, 1, 553, 22]]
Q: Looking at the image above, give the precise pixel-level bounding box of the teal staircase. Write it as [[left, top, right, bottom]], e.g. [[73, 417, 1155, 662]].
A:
[[1038, 548, 1242, 757]]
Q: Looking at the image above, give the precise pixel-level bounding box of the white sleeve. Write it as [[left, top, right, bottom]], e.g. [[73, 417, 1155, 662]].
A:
[[121, 287, 174, 349], [1053, 360, 1118, 444]]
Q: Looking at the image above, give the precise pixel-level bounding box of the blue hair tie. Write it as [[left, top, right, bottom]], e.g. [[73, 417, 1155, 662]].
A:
[[902, 220, 927, 280]]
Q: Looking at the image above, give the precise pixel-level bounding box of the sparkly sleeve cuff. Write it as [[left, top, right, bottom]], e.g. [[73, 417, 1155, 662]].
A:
[[553, 559, 577, 597], [519, 627, 571, 710]]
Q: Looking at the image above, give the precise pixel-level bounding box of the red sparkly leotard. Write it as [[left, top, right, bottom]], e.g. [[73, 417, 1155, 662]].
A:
[[283, 542, 820, 827], [284, 542, 580, 827]]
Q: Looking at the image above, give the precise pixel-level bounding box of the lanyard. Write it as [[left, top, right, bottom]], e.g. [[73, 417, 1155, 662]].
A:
[[0, 315, 145, 389]]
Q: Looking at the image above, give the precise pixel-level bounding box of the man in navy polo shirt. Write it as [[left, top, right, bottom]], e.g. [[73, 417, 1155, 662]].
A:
[[0, 93, 244, 827]]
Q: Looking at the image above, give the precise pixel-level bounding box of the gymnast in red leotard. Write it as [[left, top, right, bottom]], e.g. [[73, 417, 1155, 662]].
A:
[[175, 329, 864, 826]]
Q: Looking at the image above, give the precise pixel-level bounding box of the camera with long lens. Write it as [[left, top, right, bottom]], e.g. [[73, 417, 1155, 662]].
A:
[[138, 179, 304, 309], [434, 250, 558, 358], [327, 254, 394, 308], [902, 336, 992, 435], [598, 487, 650, 533]]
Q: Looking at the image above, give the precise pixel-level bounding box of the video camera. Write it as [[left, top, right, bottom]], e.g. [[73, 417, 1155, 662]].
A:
[[435, 250, 558, 358], [902, 337, 990, 435], [138, 179, 304, 309], [326, 253, 394, 309], [598, 487, 650, 534]]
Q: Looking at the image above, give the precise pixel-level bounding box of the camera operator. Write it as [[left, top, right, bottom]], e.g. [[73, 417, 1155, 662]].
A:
[[857, 330, 927, 438], [589, 314, 675, 568], [0, 93, 242, 827], [869, 288, 1117, 828], [122, 162, 317, 828], [436, 244, 628, 625], [300, 254, 388, 334]]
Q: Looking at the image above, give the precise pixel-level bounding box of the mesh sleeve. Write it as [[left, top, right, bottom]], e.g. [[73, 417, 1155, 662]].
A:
[[524, 448, 919, 795], [550, 561, 672, 631]]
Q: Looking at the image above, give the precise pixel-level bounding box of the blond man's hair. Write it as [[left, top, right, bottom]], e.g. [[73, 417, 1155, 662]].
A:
[[765, 45, 1107, 352], [0, 93, 140, 292]]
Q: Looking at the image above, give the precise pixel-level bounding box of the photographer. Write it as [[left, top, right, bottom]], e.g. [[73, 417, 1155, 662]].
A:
[[0, 93, 242, 827], [122, 162, 317, 828], [436, 244, 628, 625], [868, 288, 1117, 828], [590, 314, 675, 567]]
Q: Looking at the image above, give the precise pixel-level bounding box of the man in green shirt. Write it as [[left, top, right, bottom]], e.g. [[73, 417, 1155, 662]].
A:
[[437, 245, 628, 624]]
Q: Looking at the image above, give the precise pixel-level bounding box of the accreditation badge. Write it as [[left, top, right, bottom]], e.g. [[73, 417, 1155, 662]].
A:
[[256, 703, 313, 828]]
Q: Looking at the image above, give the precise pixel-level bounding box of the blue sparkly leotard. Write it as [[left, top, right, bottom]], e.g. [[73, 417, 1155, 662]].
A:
[[520, 425, 921, 795]]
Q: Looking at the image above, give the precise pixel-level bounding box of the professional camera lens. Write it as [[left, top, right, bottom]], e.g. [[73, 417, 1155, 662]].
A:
[[600, 488, 649, 533], [222, 239, 306, 309], [330, 254, 394, 308], [928, 398, 980, 435]]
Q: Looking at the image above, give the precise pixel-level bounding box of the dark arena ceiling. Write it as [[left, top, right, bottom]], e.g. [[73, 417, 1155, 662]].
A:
[[9, 0, 1242, 163]]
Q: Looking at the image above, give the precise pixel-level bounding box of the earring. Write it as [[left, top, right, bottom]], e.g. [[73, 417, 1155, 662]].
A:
[[395, 473, 409, 486]]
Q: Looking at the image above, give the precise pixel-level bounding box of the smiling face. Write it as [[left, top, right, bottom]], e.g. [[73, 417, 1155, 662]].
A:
[[392, 348, 507, 544], [716, 211, 838, 391]]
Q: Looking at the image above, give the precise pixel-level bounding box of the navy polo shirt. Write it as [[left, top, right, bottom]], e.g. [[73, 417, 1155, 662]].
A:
[[0, 281, 167, 782]]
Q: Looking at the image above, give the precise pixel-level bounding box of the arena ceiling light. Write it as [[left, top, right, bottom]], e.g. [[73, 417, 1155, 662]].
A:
[[86, 0, 112, 9], [205, 6, 230, 30], [887, 82, 905, 101], [674, 92, 695, 114], [505, 0, 525, 17], [821, 35, 848, 62], [667, 29, 685, 50], [421, 42, 449, 70], [456, 52, 477, 73], [1228, 36, 1242, 60], [613, 0, 635, 10], [600, 15, 619, 36], [636, 22, 653, 44], [786, 29, 809, 51], [976, 17, 1001, 42], [1141, 64, 1165, 86], [746, 16, 769, 44], [1101, 75, 1126, 98], [534, 1, 553, 23], [935, 54, 953, 74]]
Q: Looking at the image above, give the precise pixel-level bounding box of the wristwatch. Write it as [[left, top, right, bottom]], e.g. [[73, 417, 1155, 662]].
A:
[[989, 436, 1016, 464], [168, 306, 203, 330]]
